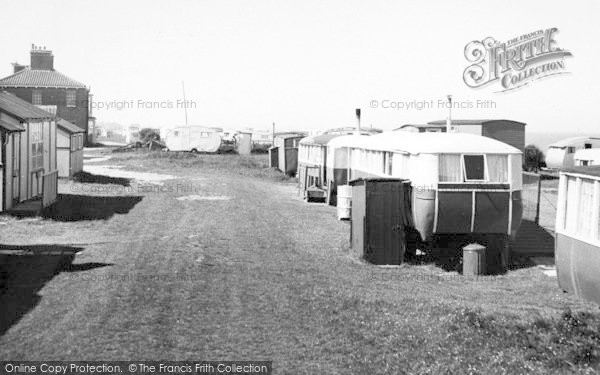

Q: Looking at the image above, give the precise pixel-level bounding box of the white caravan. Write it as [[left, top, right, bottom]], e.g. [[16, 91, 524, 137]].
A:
[[574, 148, 600, 167], [545, 137, 600, 169], [164, 126, 222, 153]]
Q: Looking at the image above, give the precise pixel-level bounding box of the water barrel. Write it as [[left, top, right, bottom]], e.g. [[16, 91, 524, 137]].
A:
[[337, 185, 352, 220], [463, 243, 486, 276]]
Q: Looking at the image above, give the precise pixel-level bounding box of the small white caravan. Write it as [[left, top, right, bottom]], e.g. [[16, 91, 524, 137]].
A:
[[164, 126, 222, 153]]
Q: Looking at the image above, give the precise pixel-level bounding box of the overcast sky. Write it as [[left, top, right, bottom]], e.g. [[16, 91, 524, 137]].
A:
[[0, 0, 598, 135]]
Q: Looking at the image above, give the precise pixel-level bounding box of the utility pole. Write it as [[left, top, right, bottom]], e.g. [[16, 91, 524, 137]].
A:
[[181, 81, 189, 126], [355, 108, 361, 133], [446, 95, 452, 133]]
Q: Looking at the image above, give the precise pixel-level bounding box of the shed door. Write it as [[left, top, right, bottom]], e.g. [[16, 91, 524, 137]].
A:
[[365, 181, 405, 264], [12, 133, 20, 203]]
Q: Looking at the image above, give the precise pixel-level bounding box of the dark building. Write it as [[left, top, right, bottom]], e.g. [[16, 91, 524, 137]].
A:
[[426, 119, 526, 153], [0, 44, 89, 142]]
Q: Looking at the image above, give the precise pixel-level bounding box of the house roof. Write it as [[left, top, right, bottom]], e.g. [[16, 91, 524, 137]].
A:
[[549, 136, 600, 148], [57, 118, 84, 133], [0, 68, 86, 88], [0, 118, 25, 132], [0, 91, 55, 120], [427, 119, 526, 126]]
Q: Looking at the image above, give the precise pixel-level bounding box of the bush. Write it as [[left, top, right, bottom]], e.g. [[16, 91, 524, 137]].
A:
[[139, 128, 160, 143]]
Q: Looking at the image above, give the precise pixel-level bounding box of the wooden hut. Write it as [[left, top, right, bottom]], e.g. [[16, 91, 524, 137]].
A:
[[57, 118, 85, 178], [272, 132, 306, 176], [0, 91, 57, 212]]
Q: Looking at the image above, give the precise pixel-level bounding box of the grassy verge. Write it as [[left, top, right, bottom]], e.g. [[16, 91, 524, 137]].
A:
[[108, 150, 294, 182]]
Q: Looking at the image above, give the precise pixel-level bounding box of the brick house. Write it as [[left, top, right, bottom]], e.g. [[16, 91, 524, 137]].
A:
[[0, 44, 90, 144]]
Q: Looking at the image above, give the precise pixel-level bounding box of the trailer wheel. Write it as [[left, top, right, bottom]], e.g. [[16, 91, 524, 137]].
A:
[[191, 148, 198, 154]]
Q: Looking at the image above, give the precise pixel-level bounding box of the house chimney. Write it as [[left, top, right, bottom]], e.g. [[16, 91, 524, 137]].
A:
[[12, 62, 27, 73], [30, 44, 54, 70]]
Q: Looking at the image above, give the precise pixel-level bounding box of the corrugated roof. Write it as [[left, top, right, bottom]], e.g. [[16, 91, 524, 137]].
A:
[[0, 68, 86, 88], [0, 91, 55, 120], [427, 119, 526, 126], [0, 118, 25, 132], [57, 118, 84, 133]]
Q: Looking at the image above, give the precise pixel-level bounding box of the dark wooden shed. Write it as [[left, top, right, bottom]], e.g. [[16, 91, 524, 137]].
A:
[[349, 178, 412, 265]]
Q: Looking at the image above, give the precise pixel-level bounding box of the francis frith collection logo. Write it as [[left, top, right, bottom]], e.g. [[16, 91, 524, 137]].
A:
[[463, 28, 572, 92]]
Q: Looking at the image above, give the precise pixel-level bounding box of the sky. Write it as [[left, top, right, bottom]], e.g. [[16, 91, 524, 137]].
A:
[[0, 0, 598, 141]]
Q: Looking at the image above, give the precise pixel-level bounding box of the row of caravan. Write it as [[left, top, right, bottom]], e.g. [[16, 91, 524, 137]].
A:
[[298, 131, 523, 268], [545, 136, 600, 169]]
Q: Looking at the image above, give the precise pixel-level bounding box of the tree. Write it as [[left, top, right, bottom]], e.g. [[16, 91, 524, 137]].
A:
[[139, 128, 160, 143]]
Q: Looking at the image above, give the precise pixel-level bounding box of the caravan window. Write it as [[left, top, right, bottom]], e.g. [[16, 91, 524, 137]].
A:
[[383, 152, 393, 175], [439, 154, 508, 183], [174, 131, 180, 136], [439, 154, 462, 182], [463, 155, 485, 181], [567, 147, 576, 154]]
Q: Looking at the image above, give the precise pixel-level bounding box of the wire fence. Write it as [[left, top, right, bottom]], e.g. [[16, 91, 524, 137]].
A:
[[521, 172, 558, 231]]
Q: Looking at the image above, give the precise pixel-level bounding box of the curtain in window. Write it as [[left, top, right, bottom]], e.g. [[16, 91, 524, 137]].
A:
[[565, 177, 579, 234], [578, 179, 594, 238], [487, 154, 508, 182], [439, 154, 462, 182]]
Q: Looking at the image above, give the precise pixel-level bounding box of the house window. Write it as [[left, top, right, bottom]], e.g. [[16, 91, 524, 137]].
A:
[[567, 147, 576, 154], [463, 155, 486, 181], [71, 135, 76, 151], [32, 90, 42, 105], [66, 90, 77, 107], [585, 143, 592, 149], [174, 131, 180, 136]]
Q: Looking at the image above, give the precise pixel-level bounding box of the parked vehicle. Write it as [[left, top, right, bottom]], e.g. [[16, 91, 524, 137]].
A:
[[545, 136, 600, 170], [555, 166, 600, 304], [164, 126, 222, 153]]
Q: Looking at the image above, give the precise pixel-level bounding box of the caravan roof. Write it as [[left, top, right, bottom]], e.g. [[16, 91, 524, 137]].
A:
[[299, 133, 343, 146], [574, 148, 600, 159], [326, 134, 375, 150], [549, 136, 600, 148], [359, 132, 521, 155]]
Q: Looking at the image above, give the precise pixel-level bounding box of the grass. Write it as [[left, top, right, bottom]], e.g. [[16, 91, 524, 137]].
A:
[[447, 307, 600, 372], [108, 149, 295, 182], [1, 148, 600, 373]]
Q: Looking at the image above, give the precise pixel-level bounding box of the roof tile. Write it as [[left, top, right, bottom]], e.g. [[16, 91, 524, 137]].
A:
[[0, 68, 86, 88]]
